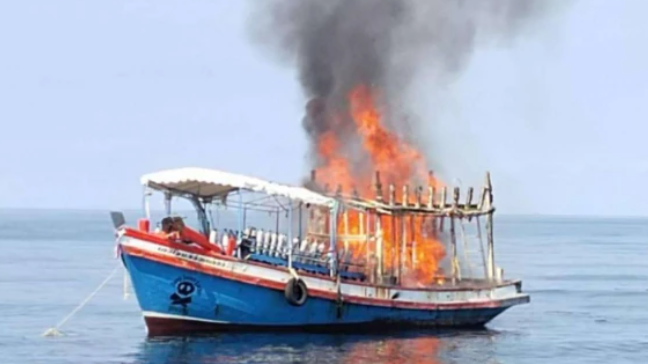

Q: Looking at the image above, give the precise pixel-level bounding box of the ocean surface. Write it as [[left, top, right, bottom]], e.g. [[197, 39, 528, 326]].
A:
[[0, 210, 646, 363]]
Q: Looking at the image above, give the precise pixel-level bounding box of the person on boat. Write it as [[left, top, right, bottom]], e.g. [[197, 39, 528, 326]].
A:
[[158, 217, 175, 237], [157, 216, 223, 254]]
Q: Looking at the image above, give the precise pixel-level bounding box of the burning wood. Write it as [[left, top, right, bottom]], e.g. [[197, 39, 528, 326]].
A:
[[308, 165, 495, 288]]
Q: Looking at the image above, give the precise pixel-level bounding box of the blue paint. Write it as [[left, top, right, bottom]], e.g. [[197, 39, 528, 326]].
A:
[[123, 253, 508, 327]]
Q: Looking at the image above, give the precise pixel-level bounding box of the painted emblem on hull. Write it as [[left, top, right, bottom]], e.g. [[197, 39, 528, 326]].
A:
[[169, 276, 201, 314]]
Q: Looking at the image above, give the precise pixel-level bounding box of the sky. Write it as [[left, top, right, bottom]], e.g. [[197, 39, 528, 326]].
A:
[[1, 0, 647, 216]]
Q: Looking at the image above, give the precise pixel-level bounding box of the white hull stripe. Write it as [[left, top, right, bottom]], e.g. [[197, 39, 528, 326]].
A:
[[143, 311, 230, 325]]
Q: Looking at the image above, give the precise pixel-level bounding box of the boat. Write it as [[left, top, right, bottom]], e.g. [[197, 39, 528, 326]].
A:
[[111, 167, 529, 336]]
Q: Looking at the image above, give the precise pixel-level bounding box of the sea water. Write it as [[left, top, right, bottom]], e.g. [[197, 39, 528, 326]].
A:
[[0, 210, 646, 363]]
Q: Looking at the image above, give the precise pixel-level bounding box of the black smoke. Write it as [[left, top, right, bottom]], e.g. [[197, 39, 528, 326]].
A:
[[249, 0, 559, 179]]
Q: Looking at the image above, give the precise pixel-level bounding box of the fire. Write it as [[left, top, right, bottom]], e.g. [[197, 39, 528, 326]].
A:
[[313, 84, 446, 287], [349, 85, 428, 184], [316, 131, 353, 186]]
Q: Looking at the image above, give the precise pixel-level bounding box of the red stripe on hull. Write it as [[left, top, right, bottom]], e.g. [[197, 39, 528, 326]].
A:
[[143, 315, 492, 337]]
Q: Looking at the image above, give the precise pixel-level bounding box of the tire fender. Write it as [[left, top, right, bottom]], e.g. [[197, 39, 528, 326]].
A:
[[284, 278, 308, 306]]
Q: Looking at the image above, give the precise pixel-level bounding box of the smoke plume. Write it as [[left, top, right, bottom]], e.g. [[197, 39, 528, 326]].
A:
[[249, 0, 557, 183]]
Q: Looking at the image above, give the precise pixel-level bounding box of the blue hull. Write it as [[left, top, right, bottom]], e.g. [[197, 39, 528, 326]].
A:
[[123, 253, 511, 336]]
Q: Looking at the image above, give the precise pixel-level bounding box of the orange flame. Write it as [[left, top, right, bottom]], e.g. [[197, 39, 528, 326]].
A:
[[313, 85, 446, 287]]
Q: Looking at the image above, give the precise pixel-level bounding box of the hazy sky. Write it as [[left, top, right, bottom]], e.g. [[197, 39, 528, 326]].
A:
[[1, 0, 647, 216]]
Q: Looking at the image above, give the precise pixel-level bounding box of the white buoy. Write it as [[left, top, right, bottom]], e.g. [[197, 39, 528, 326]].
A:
[[300, 238, 309, 252], [269, 233, 278, 256], [221, 233, 229, 251], [209, 229, 218, 245]]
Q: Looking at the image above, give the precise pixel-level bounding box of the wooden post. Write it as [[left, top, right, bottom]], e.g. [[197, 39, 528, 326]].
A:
[[359, 209, 365, 259], [465, 187, 474, 214], [413, 186, 422, 267], [428, 170, 435, 189], [394, 209, 400, 282], [308, 170, 316, 236], [476, 216, 488, 278], [376, 213, 383, 281], [366, 210, 371, 281], [428, 176, 436, 236], [428, 170, 436, 234], [343, 206, 349, 252], [466, 187, 474, 208], [464, 187, 475, 277], [350, 185, 363, 258], [399, 211, 406, 281], [310, 169, 317, 188], [386, 183, 396, 281], [439, 186, 447, 232], [477, 181, 486, 211], [484, 172, 495, 281], [410, 210, 416, 268], [401, 184, 409, 281], [451, 187, 460, 282], [374, 172, 384, 281], [402, 184, 409, 207], [375, 172, 384, 281], [374, 171, 383, 202], [450, 215, 457, 284], [322, 183, 330, 235]]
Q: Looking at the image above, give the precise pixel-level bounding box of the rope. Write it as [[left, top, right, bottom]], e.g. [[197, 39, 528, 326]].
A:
[[42, 264, 121, 337], [123, 266, 131, 300]]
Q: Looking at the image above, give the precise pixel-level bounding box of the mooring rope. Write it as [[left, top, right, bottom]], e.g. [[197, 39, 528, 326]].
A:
[[42, 264, 121, 337]]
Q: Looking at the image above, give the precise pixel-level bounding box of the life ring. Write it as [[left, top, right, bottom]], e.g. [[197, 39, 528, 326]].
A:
[[284, 278, 308, 306]]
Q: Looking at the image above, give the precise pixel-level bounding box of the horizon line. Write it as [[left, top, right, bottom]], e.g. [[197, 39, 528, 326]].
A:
[[0, 207, 646, 220]]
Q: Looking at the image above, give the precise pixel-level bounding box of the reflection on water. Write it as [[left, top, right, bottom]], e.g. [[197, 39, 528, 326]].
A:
[[126, 329, 500, 364]]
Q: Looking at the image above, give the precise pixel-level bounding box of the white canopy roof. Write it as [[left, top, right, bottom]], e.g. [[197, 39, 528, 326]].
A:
[[140, 167, 335, 207]]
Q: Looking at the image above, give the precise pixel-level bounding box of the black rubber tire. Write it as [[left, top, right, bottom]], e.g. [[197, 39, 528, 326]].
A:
[[284, 278, 308, 306]]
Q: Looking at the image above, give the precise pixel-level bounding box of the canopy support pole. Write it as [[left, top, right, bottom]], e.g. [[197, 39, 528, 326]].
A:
[[288, 201, 294, 270], [164, 192, 172, 215], [298, 202, 303, 239], [189, 196, 210, 236], [329, 201, 339, 278], [142, 186, 151, 220], [237, 192, 244, 253]]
